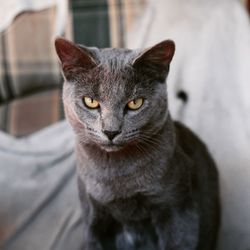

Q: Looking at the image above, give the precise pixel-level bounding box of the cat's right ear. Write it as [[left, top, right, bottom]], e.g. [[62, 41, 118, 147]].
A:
[[132, 40, 175, 82], [55, 37, 97, 77]]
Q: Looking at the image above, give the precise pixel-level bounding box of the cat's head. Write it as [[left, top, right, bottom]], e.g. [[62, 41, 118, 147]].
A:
[[55, 38, 175, 152]]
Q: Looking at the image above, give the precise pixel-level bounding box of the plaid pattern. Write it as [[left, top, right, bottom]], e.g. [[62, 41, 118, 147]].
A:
[[70, 0, 147, 48], [0, 89, 63, 136], [0, 7, 62, 103], [0, 7, 72, 136], [108, 0, 147, 48], [71, 0, 111, 47]]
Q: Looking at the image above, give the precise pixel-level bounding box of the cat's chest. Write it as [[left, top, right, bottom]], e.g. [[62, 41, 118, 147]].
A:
[[106, 194, 155, 221], [83, 171, 150, 205], [78, 155, 163, 204]]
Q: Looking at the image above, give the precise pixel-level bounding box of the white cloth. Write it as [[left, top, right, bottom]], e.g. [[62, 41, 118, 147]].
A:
[[0, 121, 83, 250], [127, 1, 250, 250], [0, 0, 68, 35]]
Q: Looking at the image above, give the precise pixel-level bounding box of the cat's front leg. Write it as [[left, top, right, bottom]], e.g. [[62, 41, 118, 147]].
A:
[[80, 206, 104, 250], [78, 178, 118, 250], [78, 178, 104, 250], [81, 208, 118, 250], [154, 207, 199, 250]]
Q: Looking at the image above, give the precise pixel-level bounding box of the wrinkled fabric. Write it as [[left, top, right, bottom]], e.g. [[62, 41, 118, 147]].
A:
[[0, 0, 68, 34], [0, 121, 83, 250]]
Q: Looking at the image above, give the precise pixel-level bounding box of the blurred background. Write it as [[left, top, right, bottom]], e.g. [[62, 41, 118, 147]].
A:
[[0, 0, 250, 250]]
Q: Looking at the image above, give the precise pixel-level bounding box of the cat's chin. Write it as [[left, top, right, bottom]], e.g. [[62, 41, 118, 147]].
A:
[[99, 143, 125, 153]]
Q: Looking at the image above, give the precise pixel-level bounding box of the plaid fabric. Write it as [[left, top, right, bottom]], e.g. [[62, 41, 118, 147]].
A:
[[71, 0, 111, 47], [107, 0, 147, 48], [0, 7, 62, 103], [70, 0, 147, 48], [0, 89, 63, 136], [0, 7, 72, 136], [247, 0, 250, 14]]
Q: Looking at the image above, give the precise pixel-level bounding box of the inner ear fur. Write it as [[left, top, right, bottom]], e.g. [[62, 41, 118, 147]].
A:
[[132, 40, 175, 82], [55, 37, 97, 73]]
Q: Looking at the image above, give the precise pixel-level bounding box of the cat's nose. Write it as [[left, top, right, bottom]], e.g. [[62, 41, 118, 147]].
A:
[[103, 130, 121, 141]]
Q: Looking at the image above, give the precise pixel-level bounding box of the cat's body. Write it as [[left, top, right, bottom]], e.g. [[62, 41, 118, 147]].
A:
[[55, 38, 220, 250]]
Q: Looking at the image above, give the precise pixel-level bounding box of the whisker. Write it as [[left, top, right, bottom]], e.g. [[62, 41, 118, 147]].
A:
[[138, 134, 163, 148]]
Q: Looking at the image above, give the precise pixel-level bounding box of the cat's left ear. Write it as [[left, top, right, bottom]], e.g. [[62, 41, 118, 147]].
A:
[[55, 37, 97, 78], [132, 40, 175, 82]]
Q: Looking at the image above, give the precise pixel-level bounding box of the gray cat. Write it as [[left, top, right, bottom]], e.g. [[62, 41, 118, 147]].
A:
[[55, 38, 220, 250]]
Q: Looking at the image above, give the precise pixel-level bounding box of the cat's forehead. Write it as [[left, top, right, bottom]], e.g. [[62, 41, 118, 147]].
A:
[[74, 47, 152, 102], [85, 48, 142, 94], [94, 62, 138, 103], [94, 47, 139, 69], [99, 48, 134, 59]]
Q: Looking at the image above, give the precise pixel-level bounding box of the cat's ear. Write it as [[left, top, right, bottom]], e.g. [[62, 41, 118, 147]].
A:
[[132, 40, 175, 82], [55, 37, 97, 75]]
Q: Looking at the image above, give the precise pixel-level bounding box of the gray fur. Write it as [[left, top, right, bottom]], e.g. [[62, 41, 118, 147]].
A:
[[55, 38, 220, 250]]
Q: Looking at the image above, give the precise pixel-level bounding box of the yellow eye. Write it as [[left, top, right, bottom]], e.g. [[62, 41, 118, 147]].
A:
[[127, 98, 144, 110], [83, 97, 100, 109]]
